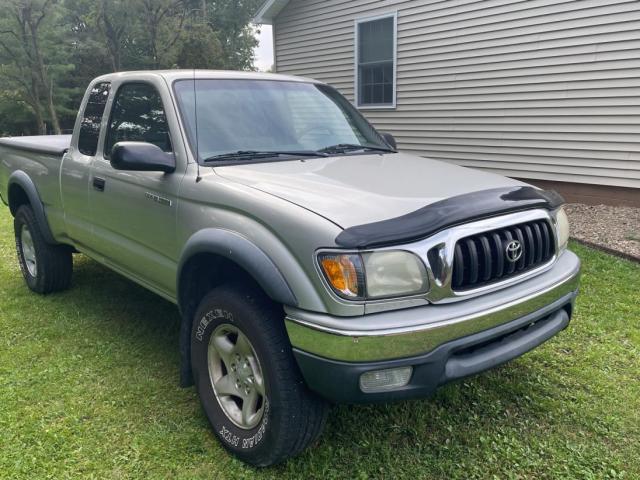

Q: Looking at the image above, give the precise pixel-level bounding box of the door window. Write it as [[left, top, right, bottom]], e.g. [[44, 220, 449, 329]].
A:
[[78, 82, 111, 156], [105, 83, 172, 158]]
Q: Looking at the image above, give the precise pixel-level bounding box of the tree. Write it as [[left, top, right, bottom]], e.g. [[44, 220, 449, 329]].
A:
[[95, 0, 131, 72], [175, 22, 223, 69], [0, 89, 37, 135], [204, 0, 262, 70], [64, 0, 113, 85], [0, 0, 263, 135], [138, 0, 187, 69], [0, 0, 66, 133]]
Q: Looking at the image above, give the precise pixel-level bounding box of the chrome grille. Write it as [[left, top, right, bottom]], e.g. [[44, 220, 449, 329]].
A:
[[451, 219, 555, 291]]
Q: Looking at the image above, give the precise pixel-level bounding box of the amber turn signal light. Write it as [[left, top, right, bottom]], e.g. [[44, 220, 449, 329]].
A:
[[318, 253, 364, 299]]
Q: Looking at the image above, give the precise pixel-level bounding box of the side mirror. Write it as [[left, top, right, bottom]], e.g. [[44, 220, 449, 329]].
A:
[[110, 142, 176, 173], [381, 132, 397, 150]]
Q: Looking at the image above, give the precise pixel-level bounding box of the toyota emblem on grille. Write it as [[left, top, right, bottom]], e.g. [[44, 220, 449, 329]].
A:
[[505, 240, 523, 263]]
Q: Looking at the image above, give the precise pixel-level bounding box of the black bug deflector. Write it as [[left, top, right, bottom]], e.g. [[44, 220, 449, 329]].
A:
[[335, 186, 565, 249]]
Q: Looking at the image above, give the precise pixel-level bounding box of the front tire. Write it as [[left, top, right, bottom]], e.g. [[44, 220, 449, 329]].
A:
[[191, 285, 328, 467], [14, 205, 73, 294]]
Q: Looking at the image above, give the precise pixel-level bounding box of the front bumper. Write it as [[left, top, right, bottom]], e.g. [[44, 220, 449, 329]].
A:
[[286, 250, 580, 403]]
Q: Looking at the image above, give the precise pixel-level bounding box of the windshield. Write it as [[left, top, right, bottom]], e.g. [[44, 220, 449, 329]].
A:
[[173, 79, 391, 162]]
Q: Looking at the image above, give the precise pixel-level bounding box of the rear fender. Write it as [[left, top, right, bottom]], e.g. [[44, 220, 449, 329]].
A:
[[8, 171, 56, 244]]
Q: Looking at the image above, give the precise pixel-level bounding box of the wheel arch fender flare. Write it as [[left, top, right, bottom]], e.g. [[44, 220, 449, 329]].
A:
[[176, 228, 298, 309], [176, 228, 298, 387], [8, 170, 56, 244]]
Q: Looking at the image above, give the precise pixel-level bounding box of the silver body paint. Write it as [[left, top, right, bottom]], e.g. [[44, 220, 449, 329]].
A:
[[0, 70, 580, 365]]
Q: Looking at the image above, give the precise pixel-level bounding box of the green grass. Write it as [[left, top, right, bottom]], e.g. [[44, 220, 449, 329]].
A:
[[0, 208, 638, 480]]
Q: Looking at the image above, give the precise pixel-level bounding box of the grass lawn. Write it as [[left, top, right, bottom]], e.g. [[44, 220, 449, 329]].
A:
[[0, 208, 638, 480]]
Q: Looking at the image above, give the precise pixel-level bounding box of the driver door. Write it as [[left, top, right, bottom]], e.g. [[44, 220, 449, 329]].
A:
[[88, 80, 185, 299]]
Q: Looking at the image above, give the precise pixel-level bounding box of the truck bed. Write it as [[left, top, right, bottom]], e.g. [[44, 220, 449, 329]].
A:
[[0, 135, 72, 155], [0, 135, 72, 241]]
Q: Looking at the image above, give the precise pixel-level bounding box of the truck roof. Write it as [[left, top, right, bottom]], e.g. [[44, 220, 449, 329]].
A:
[[92, 69, 322, 85]]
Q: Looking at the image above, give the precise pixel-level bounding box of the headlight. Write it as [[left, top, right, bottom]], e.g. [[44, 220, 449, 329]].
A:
[[318, 251, 428, 300], [554, 207, 570, 251], [363, 251, 428, 299]]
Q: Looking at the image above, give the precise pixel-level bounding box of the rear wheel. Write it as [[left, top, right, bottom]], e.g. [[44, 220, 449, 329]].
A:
[[191, 285, 328, 467], [14, 205, 73, 294]]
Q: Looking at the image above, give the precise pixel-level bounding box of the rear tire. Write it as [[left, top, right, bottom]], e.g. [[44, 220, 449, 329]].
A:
[[191, 284, 328, 467], [14, 205, 73, 294]]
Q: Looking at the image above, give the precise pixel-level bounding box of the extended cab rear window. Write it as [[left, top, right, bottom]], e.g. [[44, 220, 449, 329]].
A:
[[78, 82, 111, 156]]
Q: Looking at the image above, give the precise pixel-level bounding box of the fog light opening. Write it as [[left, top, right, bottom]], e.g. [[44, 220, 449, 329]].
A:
[[359, 367, 413, 393]]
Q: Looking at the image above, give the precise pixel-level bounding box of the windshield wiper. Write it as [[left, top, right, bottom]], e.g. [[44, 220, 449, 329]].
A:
[[318, 143, 396, 154], [202, 150, 328, 163]]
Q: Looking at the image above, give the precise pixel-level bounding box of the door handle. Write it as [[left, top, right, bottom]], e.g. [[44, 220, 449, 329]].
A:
[[93, 177, 106, 192]]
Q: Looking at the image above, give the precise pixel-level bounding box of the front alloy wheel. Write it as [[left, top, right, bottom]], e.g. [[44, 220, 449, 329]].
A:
[[208, 324, 266, 430]]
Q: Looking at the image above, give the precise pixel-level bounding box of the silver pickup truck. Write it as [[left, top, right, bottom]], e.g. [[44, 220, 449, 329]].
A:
[[0, 70, 580, 466]]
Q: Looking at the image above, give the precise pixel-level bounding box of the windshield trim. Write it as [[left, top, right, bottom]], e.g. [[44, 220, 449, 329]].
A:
[[171, 78, 394, 166], [204, 150, 394, 168]]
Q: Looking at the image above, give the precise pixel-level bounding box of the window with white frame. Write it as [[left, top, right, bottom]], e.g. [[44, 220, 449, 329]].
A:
[[355, 13, 397, 108]]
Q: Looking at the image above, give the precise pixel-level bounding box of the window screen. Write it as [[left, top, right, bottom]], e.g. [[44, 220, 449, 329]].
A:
[[105, 83, 172, 157], [357, 16, 395, 107], [78, 82, 110, 156]]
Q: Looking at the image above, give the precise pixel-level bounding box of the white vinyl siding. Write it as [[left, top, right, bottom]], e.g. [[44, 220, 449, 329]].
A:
[[272, 0, 640, 189]]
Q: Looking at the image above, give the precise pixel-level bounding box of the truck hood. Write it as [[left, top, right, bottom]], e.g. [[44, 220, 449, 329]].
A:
[[213, 152, 526, 228]]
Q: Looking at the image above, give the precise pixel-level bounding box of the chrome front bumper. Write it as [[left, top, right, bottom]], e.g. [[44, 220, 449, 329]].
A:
[[285, 250, 581, 362]]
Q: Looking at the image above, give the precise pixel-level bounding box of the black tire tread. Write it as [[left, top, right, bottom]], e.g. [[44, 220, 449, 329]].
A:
[[195, 285, 328, 466], [14, 205, 72, 294]]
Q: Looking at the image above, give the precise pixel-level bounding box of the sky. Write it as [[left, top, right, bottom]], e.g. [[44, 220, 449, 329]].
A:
[[254, 25, 275, 71]]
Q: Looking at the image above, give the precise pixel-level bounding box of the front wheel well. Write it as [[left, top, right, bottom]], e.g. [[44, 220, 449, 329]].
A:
[[178, 253, 276, 323]]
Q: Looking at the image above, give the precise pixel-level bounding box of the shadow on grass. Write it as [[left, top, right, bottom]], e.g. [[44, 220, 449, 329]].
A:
[[65, 254, 182, 346]]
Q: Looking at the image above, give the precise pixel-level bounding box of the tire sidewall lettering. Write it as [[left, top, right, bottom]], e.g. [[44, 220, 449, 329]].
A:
[[195, 307, 271, 452], [195, 309, 234, 342], [218, 400, 270, 450]]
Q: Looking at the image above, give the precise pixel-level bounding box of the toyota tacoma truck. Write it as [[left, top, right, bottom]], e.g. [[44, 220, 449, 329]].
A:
[[0, 70, 580, 466]]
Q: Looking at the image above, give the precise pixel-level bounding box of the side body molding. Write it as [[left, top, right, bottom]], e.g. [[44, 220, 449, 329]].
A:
[[177, 228, 298, 308], [8, 170, 56, 244]]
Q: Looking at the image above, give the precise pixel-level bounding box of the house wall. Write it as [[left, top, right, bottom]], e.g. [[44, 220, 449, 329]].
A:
[[272, 0, 640, 190]]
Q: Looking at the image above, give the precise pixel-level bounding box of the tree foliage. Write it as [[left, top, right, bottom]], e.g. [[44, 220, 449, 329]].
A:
[[0, 0, 263, 135]]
